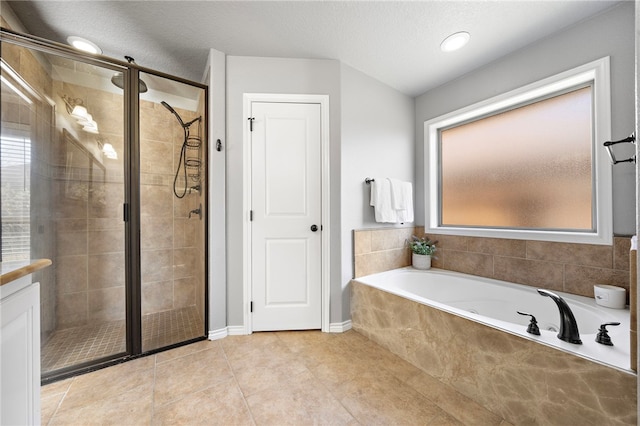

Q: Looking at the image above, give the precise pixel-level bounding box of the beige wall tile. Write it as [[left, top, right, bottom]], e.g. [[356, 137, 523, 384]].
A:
[[53, 182, 88, 219], [371, 229, 396, 252], [467, 237, 526, 258], [88, 252, 126, 289], [174, 248, 197, 279], [493, 256, 563, 291], [173, 219, 196, 249], [141, 216, 174, 250], [89, 182, 123, 219], [88, 229, 124, 254], [142, 280, 174, 315], [354, 252, 384, 278], [141, 249, 173, 283], [352, 227, 627, 303], [526, 241, 612, 269], [88, 287, 126, 322], [564, 264, 629, 299], [56, 218, 88, 232], [140, 139, 173, 175], [141, 184, 173, 217], [56, 291, 88, 328], [174, 278, 196, 308], [56, 255, 88, 294], [56, 230, 87, 256], [353, 230, 372, 255], [614, 236, 632, 271], [430, 234, 467, 251], [443, 250, 493, 277]]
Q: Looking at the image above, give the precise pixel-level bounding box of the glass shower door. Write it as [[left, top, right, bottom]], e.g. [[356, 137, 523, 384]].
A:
[[1, 42, 128, 376], [139, 72, 206, 351]]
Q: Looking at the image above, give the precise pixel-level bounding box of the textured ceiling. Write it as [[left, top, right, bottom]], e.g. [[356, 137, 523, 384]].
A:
[[5, 1, 622, 97]]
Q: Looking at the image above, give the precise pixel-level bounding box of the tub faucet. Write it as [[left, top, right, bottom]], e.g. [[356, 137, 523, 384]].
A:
[[537, 289, 582, 344]]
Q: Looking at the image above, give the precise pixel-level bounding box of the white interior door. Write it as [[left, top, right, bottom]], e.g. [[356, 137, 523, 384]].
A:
[[250, 101, 322, 331]]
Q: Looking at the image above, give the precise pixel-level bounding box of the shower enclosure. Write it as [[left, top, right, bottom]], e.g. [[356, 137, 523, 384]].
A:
[[0, 28, 207, 381]]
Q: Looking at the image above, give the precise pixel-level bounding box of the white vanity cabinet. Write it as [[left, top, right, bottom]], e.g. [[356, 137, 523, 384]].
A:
[[1, 260, 49, 426]]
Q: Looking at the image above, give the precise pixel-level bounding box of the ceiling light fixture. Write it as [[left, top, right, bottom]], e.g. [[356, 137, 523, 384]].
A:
[[67, 36, 102, 55], [440, 31, 470, 53]]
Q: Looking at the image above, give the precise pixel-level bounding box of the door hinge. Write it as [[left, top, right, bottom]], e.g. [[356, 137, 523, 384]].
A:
[[123, 203, 129, 222], [250, 301, 253, 313], [249, 210, 253, 221], [248, 117, 255, 132]]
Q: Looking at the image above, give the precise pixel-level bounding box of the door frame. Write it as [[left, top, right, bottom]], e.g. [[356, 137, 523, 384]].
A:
[[242, 93, 330, 333]]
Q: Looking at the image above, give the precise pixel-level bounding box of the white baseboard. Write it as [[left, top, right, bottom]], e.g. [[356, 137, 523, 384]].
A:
[[329, 320, 352, 333], [208, 328, 228, 340], [227, 325, 249, 336], [209, 323, 350, 338]]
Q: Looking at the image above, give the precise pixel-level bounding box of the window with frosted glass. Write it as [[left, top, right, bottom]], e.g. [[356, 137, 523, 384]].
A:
[[440, 86, 593, 231]]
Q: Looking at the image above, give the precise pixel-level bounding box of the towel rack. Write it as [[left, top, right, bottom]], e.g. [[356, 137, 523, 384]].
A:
[[604, 133, 635, 165], [364, 178, 375, 184]]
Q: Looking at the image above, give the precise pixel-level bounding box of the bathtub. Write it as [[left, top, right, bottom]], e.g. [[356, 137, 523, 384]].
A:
[[354, 267, 630, 371]]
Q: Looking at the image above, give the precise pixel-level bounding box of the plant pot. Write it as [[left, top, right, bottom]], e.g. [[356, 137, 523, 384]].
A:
[[412, 253, 431, 270]]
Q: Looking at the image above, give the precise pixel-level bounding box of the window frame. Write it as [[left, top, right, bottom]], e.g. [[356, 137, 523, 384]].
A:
[[423, 57, 612, 245]]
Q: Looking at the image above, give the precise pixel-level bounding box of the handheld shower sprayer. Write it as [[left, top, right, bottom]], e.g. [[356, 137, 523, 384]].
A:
[[161, 101, 201, 128], [161, 101, 203, 199]]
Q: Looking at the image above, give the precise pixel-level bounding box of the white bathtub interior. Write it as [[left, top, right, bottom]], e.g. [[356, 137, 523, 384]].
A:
[[355, 267, 631, 372]]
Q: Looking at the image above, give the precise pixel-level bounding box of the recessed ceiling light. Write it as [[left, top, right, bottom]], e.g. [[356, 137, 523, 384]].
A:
[[67, 36, 102, 55], [440, 31, 470, 53]]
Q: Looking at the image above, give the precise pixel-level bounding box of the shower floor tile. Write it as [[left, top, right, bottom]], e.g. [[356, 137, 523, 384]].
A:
[[42, 306, 203, 374]]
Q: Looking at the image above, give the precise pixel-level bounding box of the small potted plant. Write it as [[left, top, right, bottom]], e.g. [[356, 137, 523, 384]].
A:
[[407, 235, 437, 270]]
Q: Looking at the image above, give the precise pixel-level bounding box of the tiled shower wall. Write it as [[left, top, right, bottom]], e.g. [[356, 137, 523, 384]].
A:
[[353, 226, 632, 300], [52, 81, 125, 328], [50, 83, 205, 328], [139, 100, 204, 318]]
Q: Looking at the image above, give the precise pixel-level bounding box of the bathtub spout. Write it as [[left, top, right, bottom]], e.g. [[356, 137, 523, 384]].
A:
[[537, 289, 582, 344]]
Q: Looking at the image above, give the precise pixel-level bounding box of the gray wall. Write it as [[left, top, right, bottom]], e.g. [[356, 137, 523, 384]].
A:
[[225, 56, 342, 326], [206, 48, 227, 333], [415, 2, 636, 236], [340, 63, 414, 320], [224, 57, 414, 327]]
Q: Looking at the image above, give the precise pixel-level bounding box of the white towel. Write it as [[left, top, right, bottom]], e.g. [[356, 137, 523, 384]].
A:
[[389, 178, 414, 223], [397, 181, 413, 223], [388, 178, 407, 210], [370, 178, 398, 223]]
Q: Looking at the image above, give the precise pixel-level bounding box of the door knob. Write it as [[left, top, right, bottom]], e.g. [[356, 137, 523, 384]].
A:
[[310, 224, 318, 232]]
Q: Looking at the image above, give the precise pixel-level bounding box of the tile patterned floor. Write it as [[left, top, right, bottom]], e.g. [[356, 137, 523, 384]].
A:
[[42, 306, 203, 374], [41, 330, 513, 425]]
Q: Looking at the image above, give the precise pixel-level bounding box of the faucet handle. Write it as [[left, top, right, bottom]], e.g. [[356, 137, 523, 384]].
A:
[[517, 311, 541, 335], [595, 322, 620, 346]]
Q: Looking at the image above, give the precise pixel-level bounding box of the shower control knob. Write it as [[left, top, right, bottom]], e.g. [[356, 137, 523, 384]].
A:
[[310, 224, 318, 232]]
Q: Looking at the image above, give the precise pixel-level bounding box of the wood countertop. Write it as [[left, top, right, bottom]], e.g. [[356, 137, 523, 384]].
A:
[[1, 259, 52, 286]]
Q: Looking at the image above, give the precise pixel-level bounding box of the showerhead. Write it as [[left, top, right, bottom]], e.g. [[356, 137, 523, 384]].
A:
[[110, 56, 148, 93], [110, 73, 148, 93]]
